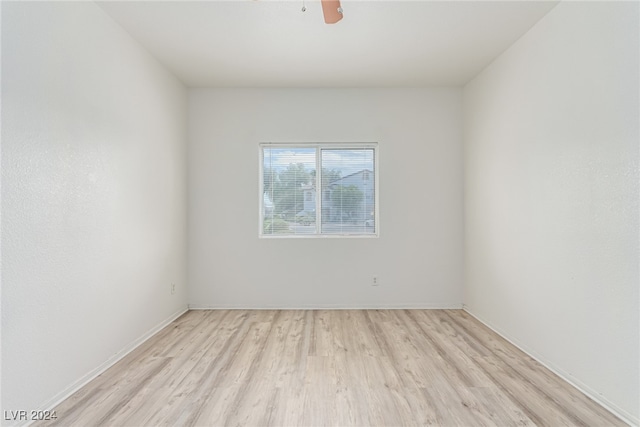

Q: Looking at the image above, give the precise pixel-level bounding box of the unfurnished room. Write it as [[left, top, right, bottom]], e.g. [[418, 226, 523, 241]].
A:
[[1, 0, 638, 426]]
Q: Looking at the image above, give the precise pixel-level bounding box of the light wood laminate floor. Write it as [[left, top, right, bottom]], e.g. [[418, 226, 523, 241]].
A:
[[38, 310, 626, 426]]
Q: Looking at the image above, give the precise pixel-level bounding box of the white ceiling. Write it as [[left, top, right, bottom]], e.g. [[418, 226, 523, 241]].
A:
[[97, 0, 559, 87]]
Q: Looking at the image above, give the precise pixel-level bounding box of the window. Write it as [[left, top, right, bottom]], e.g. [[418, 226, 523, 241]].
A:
[[261, 143, 378, 237]]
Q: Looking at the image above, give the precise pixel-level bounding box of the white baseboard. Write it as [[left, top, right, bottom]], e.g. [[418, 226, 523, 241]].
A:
[[23, 306, 189, 427], [463, 306, 638, 427], [188, 303, 463, 310]]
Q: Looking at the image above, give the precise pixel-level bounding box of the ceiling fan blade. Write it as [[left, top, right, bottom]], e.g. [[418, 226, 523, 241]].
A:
[[321, 0, 343, 24]]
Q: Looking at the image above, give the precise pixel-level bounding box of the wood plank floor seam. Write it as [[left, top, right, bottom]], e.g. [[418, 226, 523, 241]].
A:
[[33, 309, 627, 427], [441, 310, 611, 426]]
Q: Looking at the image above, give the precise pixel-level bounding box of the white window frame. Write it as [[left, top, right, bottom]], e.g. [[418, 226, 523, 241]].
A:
[[259, 142, 379, 238]]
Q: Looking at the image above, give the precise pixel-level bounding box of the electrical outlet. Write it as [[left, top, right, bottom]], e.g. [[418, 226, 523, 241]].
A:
[[171, 283, 176, 295], [372, 276, 379, 286]]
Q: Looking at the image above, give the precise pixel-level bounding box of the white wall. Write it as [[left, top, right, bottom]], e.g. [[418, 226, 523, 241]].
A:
[[463, 1, 639, 423], [1, 2, 188, 421], [189, 88, 463, 309]]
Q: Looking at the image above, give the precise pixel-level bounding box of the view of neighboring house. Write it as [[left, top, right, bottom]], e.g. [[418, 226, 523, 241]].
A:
[[263, 193, 274, 217], [300, 183, 316, 215], [299, 169, 374, 223]]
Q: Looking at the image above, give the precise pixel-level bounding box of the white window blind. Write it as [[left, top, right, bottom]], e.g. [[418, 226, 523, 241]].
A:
[[261, 144, 377, 237]]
